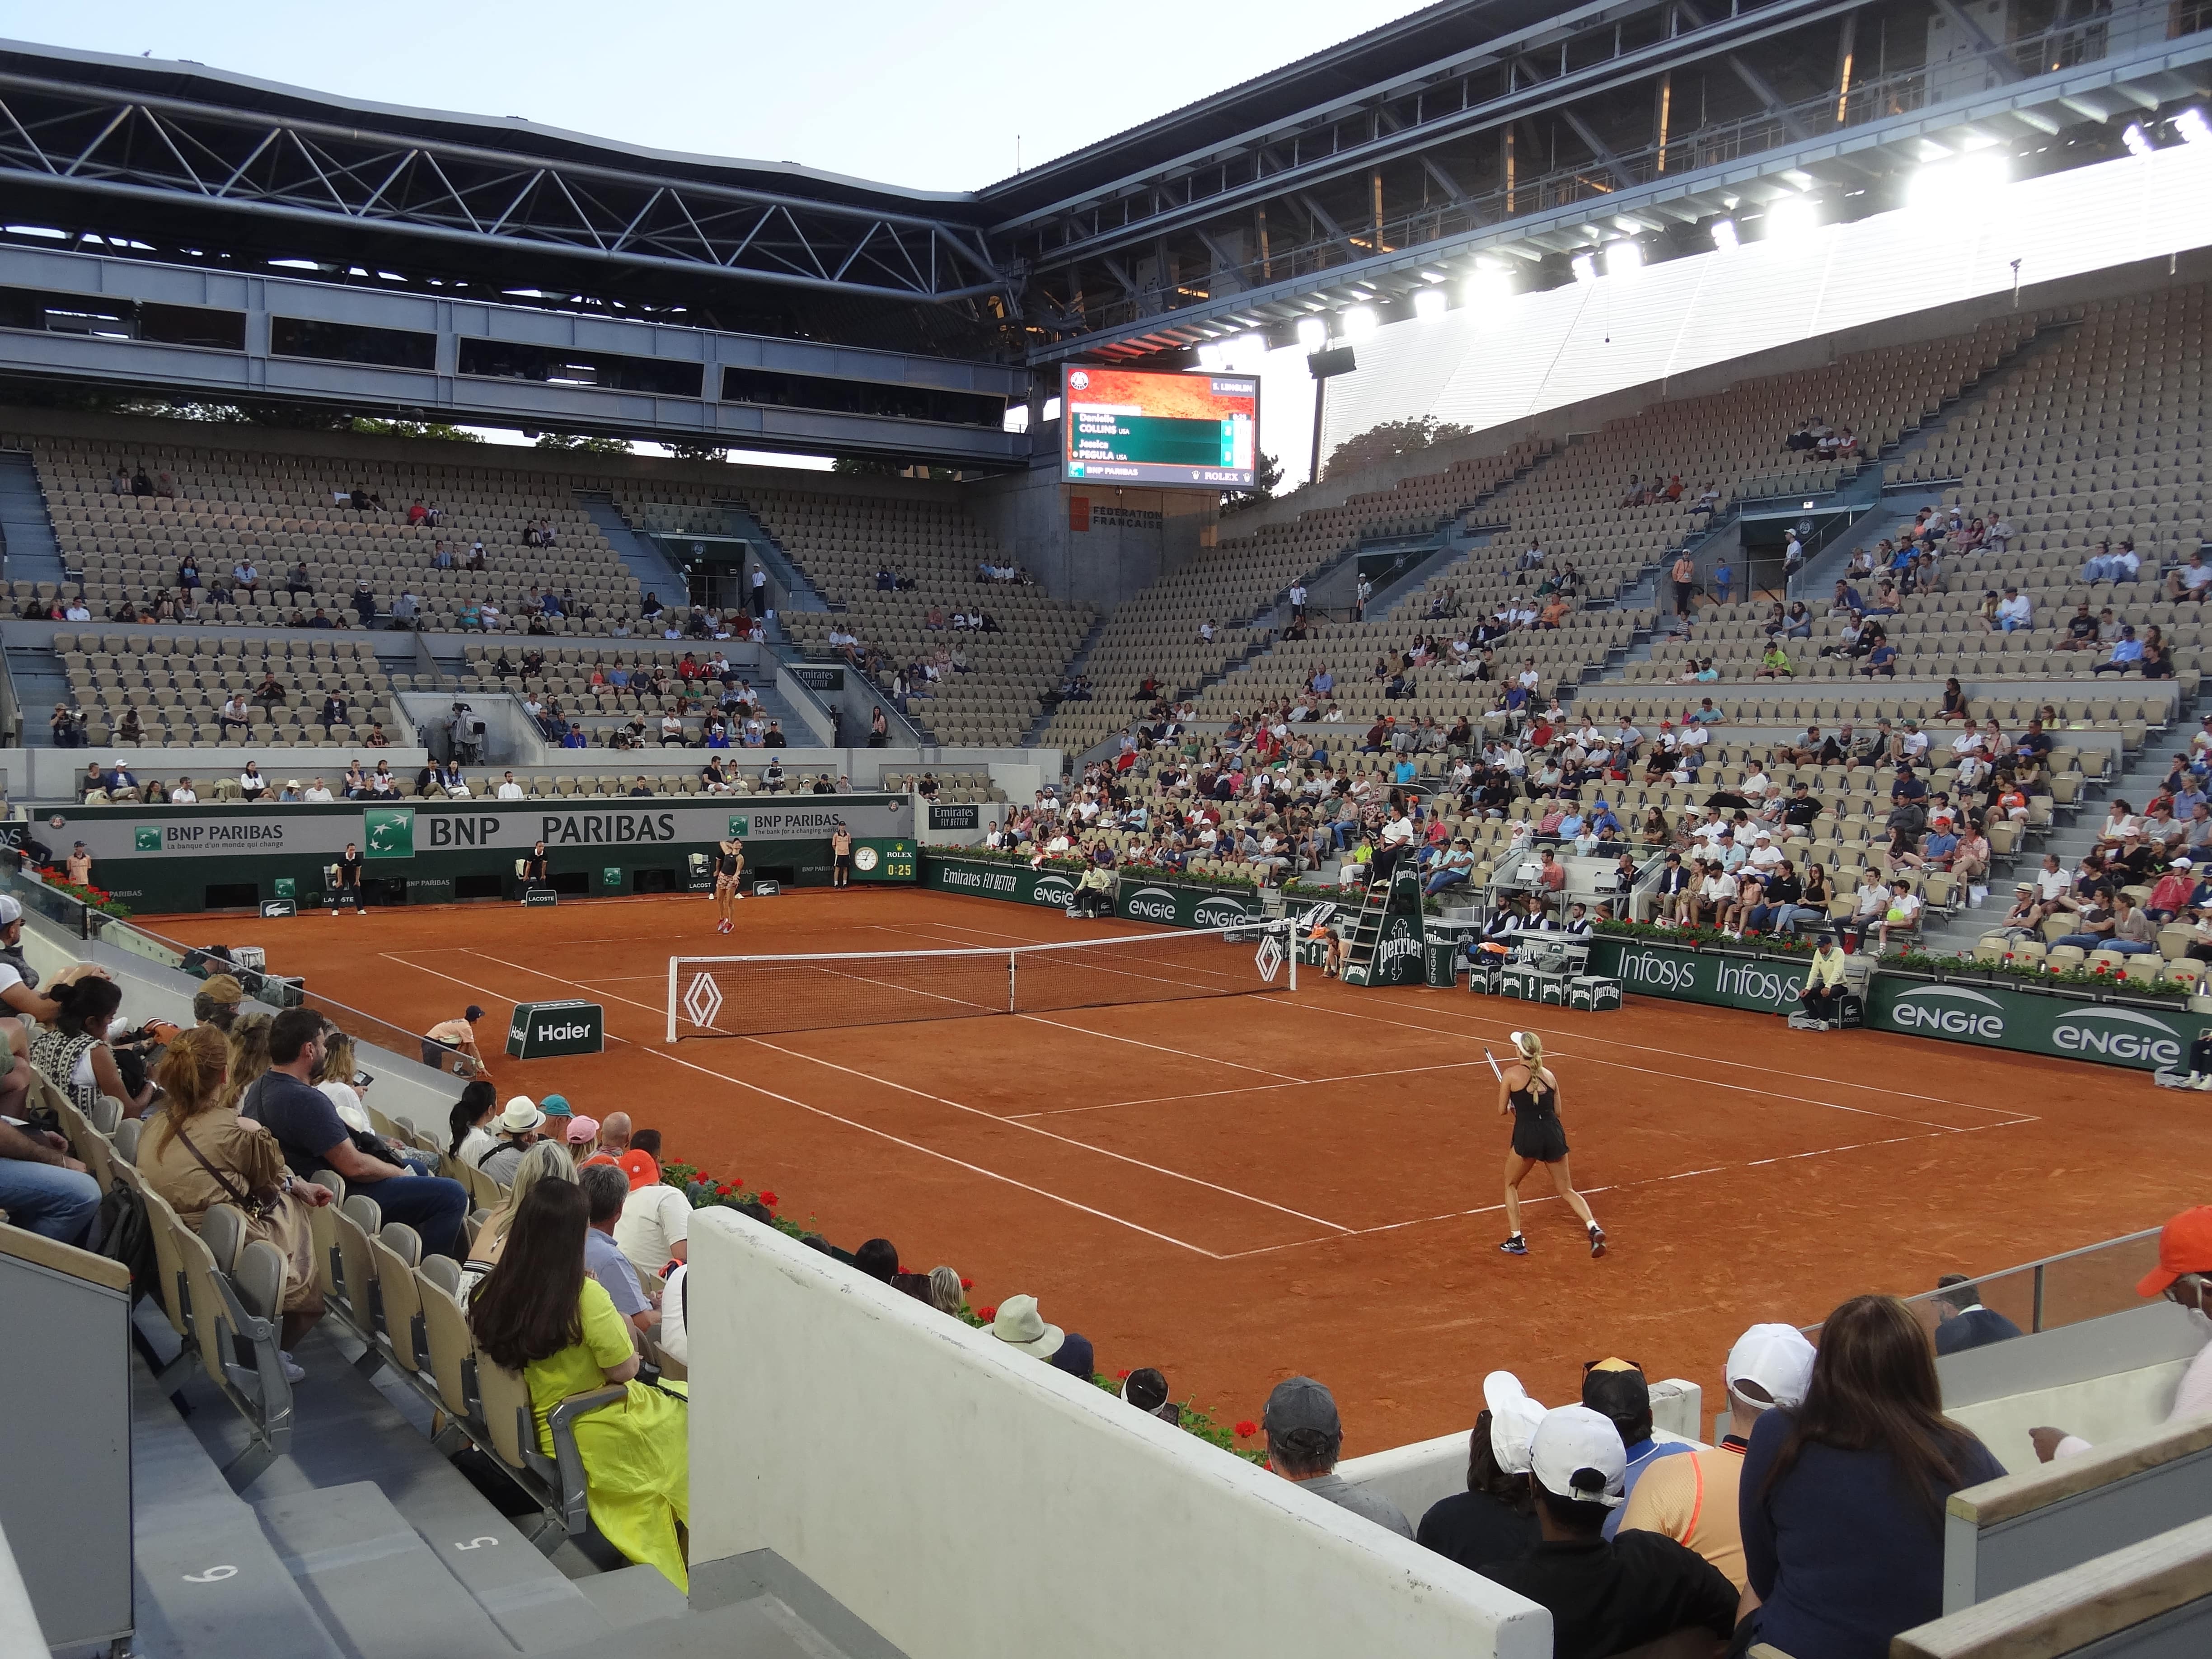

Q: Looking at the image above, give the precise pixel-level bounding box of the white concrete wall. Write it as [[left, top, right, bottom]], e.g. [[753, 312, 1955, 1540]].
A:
[[685, 1207, 1550, 1659]]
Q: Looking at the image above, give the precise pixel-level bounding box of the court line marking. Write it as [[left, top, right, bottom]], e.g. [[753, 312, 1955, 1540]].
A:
[[450, 945, 1353, 1239], [372, 922, 2037, 1262], [1005, 1059, 1490, 1119], [1242, 994, 2038, 1133], [375, 950, 1223, 1258], [888, 915, 2031, 1120]]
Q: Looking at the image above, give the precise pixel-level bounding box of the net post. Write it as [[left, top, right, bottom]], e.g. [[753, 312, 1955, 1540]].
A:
[[1286, 920, 1298, 992], [666, 956, 679, 1045], [1007, 948, 1017, 1014]]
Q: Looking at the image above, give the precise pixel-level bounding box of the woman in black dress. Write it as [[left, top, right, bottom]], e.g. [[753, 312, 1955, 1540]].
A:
[[1497, 1029, 1605, 1257]]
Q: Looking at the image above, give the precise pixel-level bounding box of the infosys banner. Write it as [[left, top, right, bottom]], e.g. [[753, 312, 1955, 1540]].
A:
[[1115, 877, 1265, 931], [1584, 938, 1805, 1015], [1865, 979, 2195, 1072]]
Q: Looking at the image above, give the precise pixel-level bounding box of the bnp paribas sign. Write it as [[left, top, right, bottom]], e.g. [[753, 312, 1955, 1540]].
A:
[[363, 807, 415, 859]]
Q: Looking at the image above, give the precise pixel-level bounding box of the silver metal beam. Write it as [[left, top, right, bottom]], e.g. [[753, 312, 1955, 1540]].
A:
[[0, 71, 1012, 307], [1559, 110, 1640, 191], [1928, 0, 2025, 85], [0, 246, 1028, 464], [1726, 54, 1816, 141], [1026, 28, 2212, 363]]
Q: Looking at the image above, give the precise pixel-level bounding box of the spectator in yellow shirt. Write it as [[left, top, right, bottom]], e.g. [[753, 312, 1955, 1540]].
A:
[[1619, 1323, 1815, 1588]]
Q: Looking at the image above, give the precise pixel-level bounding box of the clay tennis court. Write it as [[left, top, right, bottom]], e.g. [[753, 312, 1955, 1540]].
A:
[[141, 890, 2204, 1453]]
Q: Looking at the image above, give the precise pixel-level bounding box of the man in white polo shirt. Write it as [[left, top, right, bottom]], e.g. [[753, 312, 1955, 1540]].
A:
[[614, 1134, 690, 1275]]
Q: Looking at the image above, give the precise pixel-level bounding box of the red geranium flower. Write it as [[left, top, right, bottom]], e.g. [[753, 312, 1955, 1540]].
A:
[[759, 1190, 778, 1207], [1233, 1420, 1258, 1439], [1116, 1368, 1132, 1380], [959, 1277, 973, 1289], [715, 1183, 733, 1196], [978, 1304, 997, 1322]]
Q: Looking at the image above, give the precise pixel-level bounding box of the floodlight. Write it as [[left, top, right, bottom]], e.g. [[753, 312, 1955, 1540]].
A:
[[1296, 317, 1329, 351], [1603, 239, 1643, 278], [1226, 332, 1266, 368], [2176, 108, 2211, 146], [1194, 343, 1226, 371], [1342, 305, 1379, 339], [2123, 122, 2154, 157], [1465, 266, 1514, 314], [1412, 286, 1448, 321], [1710, 218, 1739, 253], [1763, 194, 1820, 240], [1906, 152, 2010, 210], [1571, 252, 1598, 284]]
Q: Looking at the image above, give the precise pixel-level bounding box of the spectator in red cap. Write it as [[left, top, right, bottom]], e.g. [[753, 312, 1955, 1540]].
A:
[[2033, 1205, 2212, 1461]]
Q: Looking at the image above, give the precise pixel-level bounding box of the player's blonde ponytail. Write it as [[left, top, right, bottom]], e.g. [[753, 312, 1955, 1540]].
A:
[[1514, 1029, 1545, 1071]]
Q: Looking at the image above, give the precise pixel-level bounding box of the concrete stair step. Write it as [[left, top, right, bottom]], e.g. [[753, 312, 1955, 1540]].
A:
[[572, 1562, 690, 1630], [255, 1481, 519, 1659], [128, 1356, 348, 1659]]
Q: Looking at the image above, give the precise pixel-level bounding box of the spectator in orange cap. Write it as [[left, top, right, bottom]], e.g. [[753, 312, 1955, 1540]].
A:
[[2033, 1205, 2212, 1461]]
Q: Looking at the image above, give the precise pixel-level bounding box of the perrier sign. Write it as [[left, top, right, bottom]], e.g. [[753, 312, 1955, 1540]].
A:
[[364, 807, 415, 859], [1346, 867, 1428, 987]]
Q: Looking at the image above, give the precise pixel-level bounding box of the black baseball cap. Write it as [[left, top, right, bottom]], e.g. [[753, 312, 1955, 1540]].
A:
[[464, 1005, 485, 1021], [1581, 1359, 1651, 1431]]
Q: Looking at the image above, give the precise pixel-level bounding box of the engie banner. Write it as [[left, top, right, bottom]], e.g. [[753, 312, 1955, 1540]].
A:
[[1114, 877, 1265, 930], [1863, 978, 2197, 1072]]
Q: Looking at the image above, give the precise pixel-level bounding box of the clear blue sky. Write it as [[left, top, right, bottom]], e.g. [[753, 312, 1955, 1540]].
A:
[[0, 1, 1422, 191]]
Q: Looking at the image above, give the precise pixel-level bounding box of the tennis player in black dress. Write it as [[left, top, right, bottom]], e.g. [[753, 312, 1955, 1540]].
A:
[[1496, 1029, 1606, 1257]]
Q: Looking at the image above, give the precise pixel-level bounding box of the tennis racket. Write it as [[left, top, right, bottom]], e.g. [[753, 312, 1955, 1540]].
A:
[[1484, 1048, 1503, 1081]]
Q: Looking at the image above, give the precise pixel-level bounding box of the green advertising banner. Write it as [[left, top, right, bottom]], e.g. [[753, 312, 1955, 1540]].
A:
[[1582, 937, 1806, 1015], [924, 855, 1085, 911], [364, 807, 415, 859], [1114, 876, 1265, 930], [1863, 978, 2195, 1072]]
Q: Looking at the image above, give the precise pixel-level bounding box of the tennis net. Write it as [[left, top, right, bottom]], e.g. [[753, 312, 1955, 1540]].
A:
[[665, 921, 1291, 1040]]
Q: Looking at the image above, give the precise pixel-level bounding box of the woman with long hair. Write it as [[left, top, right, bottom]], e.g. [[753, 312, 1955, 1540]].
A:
[[33, 974, 155, 1117], [469, 1181, 689, 1589], [138, 1024, 332, 1365], [1415, 1390, 1542, 1570], [1495, 1029, 1605, 1257], [1739, 1294, 2004, 1659], [461, 1139, 577, 1292], [448, 1079, 497, 1164], [222, 1013, 274, 1112]]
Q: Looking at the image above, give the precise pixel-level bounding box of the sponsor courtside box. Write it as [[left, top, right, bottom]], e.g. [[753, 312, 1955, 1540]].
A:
[[1568, 977, 1621, 1012], [685, 1210, 1550, 1659]]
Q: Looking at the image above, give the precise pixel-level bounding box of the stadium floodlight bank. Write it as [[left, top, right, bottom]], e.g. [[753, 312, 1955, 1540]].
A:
[[667, 921, 1291, 1040]]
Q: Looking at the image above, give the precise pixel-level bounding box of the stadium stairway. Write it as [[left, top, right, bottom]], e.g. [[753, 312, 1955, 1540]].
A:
[[127, 1308, 887, 1659], [0, 448, 66, 586], [577, 495, 691, 613], [1023, 609, 1109, 745], [9, 641, 70, 746], [715, 502, 829, 614]]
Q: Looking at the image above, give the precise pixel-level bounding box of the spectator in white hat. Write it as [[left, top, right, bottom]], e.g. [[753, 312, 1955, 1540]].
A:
[[478, 1095, 546, 1186], [1418, 1370, 1544, 1570], [1618, 1323, 1815, 1589], [1262, 1374, 1414, 1539], [987, 1293, 1065, 1359], [1477, 1405, 1738, 1659]]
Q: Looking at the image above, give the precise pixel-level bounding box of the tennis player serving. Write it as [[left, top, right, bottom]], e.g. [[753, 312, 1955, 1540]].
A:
[[1490, 1029, 1606, 1258], [712, 833, 745, 933]]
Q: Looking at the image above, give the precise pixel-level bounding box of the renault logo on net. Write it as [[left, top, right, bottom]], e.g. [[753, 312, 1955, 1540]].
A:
[[2050, 1006, 2182, 1065], [1126, 885, 1179, 922], [1888, 985, 2006, 1039]]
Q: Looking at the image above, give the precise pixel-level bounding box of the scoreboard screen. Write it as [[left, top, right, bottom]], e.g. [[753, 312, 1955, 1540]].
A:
[[1061, 365, 1259, 489]]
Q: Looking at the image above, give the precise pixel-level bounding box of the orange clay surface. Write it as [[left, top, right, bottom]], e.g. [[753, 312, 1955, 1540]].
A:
[[140, 888, 2207, 1456]]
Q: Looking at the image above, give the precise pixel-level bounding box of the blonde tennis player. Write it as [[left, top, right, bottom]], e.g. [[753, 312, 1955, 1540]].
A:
[[1494, 1029, 1606, 1258]]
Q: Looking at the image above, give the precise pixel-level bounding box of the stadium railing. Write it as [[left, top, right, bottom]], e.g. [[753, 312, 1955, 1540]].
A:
[[1942, 1410, 2212, 1615], [686, 1209, 1554, 1659]]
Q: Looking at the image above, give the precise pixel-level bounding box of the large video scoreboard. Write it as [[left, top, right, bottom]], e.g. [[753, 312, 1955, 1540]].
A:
[[1061, 365, 1258, 489]]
